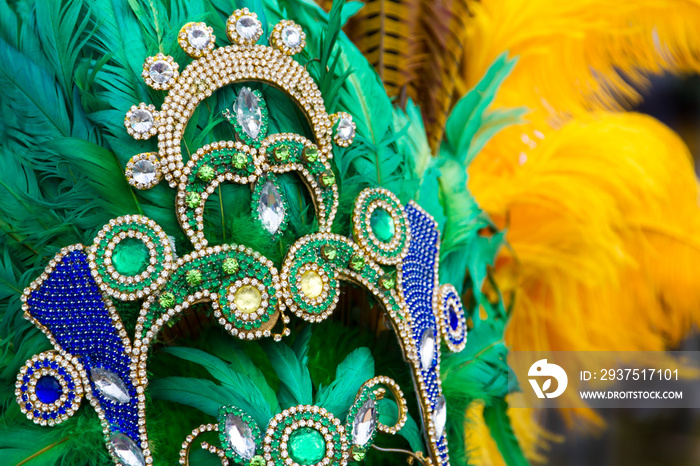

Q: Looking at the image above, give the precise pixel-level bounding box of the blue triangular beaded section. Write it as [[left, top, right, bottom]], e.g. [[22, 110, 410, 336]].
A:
[[26, 249, 140, 446], [402, 202, 449, 465]]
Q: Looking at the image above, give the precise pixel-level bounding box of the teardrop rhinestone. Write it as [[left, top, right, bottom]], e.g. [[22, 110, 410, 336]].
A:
[[187, 25, 211, 49], [351, 399, 377, 446], [110, 433, 145, 466], [233, 87, 262, 139], [149, 60, 173, 83], [370, 208, 395, 243], [432, 395, 447, 439], [91, 368, 131, 403], [224, 413, 256, 459], [419, 327, 436, 371], [337, 116, 355, 140], [131, 159, 157, 185], [236, 15, 260, 40], [129, 109, 153, 133], [257, 181, 285, 234], [281, 25, 302, 48]]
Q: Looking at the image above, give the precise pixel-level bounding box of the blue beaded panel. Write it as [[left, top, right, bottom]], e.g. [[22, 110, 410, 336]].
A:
[[26, 249, 140, 445], [402, 203, 449, 464]]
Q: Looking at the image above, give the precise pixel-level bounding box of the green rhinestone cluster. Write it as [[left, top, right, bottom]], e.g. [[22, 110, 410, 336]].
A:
[[354, 190, 408, 265], [145, 249, 278, 333]]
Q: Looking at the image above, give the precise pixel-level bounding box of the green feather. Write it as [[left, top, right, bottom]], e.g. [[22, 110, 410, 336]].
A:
[[262, 339, 313, 408], [314, 347, 374, 418], [484, 398, 530, 466]]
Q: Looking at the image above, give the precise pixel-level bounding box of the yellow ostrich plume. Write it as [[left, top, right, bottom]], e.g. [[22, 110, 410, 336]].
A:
[[460, 0, 700, 123], [470, 112, 700, 354]]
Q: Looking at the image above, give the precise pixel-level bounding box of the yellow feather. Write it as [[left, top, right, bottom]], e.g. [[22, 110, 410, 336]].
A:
[[460, 0, 700, 123]]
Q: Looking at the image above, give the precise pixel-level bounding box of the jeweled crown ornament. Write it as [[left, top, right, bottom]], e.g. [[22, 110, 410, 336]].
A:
[[17, 8, 468, 466]]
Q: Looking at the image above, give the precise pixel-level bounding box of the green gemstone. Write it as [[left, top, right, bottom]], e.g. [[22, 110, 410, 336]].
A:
[[319, 170, 335, 187], [112, 238, 149, 276], [370, 208, 395, 243], [349, 254, 365, 272], [379, 273, 396, 290], [351, 446, 367, 462], [223, 258, 240, 274], [274, 145, 290, 162], [159, 292, 175, 308], [186, 269, 202, 286], [232, 152, 248, 169], [320, 244, 338, 261], [302, 146, 319, 163], [288, 427, 326, 465], [249, 456, 265, 466], [198, 164, 215, 182], [186, 192, 201, 208]]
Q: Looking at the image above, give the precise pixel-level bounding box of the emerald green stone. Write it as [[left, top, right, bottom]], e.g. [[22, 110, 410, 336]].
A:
[[349, 254, 365, 272], [112, 238, 149, 276], [319, 170, 335, 187], [351, 446, 367, 461], [186, 192, 201, 208], [198, 164, 215, 182], [288, 427, 326, 465], [159, 292, 175, 308], [186, 269, 202, 286], [274, 145, 290, 162], [320, 244, 338, 261], [232, 152, 248, 169], [249, 456, 265, 466], [223, 258, 240, 274], [370, 208, 395, 243], [302, 146, 318, 163]]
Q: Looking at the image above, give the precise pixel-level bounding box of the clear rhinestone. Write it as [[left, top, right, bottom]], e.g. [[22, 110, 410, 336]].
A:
[[149, 60, 173, 83], [337, 116, 355, 140], [110, 433, 145, 466], [224, 413, 256, 459], [234, 87, 263, 139], [129, 109, 153, 133], [351, 399, 376, 446], [281, 25, 301, 48], [187, 25, 211, 49], [132, 159, 156, 184], [419, 327, 435, 371], [91, 368, 131, 404], [257, 181, 285, 234], [236, 16, 260, 39], [432, 395, 447, 439]]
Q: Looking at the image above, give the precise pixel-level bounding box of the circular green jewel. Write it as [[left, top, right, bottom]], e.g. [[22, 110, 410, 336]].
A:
[[198, 164, 216, 181], [349, 254, 365, 272], [223, 258, 240, 274], [89, 215, 173, 301], [352, 188, 409, 266], [289, 427, 326, 464], [112, 238, 149, 276], [232, 151, 248, 169], [319, 170, 335, 187], [274, 145, 290, 162], [302, 146, 318, 163], [186, 192, 201, 208], [264, 405, 348, 466]]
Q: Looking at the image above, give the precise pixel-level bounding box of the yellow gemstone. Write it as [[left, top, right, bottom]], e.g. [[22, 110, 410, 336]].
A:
[[300, 270, 323, 299], [234, 285, 261, 313]]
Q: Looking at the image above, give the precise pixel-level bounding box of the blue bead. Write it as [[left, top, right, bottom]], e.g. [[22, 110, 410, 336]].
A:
[[36, 375, 62, 404]]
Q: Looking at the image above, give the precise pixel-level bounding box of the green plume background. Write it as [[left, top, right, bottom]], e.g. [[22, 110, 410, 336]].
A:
[[0, 0, 528, 464]]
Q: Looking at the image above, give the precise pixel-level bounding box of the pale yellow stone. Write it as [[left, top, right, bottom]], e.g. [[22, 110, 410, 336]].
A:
[[300, 270, 323, 299], [234, 285, 261, 313]]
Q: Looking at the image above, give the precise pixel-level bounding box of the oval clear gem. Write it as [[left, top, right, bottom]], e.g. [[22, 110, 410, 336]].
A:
[[257, 181, 285, 234], [149, 60, 173, 83], [132, 159, 156, 184], [91, 367, 131, 404], [419, 327, 436, 371], [281, 25, 302, 48], [351, 399, 377, 446], [236, 15, 260, 39], [234, 87, 263, 139], [129, 109, 153, 133], [432, 394, 447, 439], [110, 433, 145, 466], [188, 25, 211, 49], [225, 413, 256, 459], [337, 117, 355, 140]]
